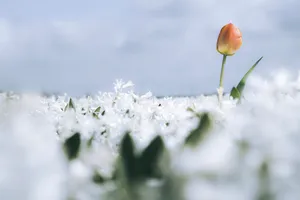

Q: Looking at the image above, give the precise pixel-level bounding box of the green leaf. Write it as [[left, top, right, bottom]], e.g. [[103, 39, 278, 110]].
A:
[[184, 112, 212, 147], [230, 87, 241, 100], [64, 98, 76, 112], [92, 171, 106, 184], [63, 132, 81, 160], [119, 132, 136, 181], [257, 158, 273, 200], [236, 56, 263, 97], [94, 106, 101, 113], [92, 107, 101, 119], [87, 133, 95, 148], [237, 139, 250, 157], [92, 113, 99, 119], [187, 107, 202, 119], [137, 135, 165, 178], [187, 107, 195, 113]]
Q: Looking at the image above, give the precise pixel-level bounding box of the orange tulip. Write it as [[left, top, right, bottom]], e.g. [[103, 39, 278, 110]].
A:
[[216, 22, 242, 56]]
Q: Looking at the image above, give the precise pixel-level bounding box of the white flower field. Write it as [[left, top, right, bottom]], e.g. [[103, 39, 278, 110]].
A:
[[1, 70, 300, 200]]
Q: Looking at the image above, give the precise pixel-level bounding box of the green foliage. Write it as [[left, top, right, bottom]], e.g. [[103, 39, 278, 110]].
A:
[[92, 106, 105, 119], [92, 106, 101, 119], [257, 158, 274, 200], [137, 136, 165, 179], [87, 133, 95, 148], [94, 106, 101, 113], [110, 132, 167, 200], [184, 112, 212, 147], [117, 132, 166, 183], [186, 107, 194, 112], [186, 107, 202, 118], [92, 170, 106, 184], [63, 132, 81, 160], [236, 139, 250, 158], [64, 98, 76, 112], [230, 86, 241, 100], [230, 56, 263, 101], [119, 132, 136, 181]]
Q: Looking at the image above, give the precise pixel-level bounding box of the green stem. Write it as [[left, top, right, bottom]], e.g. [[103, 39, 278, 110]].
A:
[[219, 54, 227, 88]]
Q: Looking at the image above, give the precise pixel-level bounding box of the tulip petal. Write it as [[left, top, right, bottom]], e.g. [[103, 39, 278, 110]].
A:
[[216, 23, 242, 56]]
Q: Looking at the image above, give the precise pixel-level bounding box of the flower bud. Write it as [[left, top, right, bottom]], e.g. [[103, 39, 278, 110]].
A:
[[216, 22, 242, 56]]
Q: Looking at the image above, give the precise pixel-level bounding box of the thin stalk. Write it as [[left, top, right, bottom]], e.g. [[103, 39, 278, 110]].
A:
[[218, 55, 227, 107], [219, 54, 227, 88]]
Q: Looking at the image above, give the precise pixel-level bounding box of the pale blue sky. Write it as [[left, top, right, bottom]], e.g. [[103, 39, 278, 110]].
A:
[[0, 0, 298, 96]]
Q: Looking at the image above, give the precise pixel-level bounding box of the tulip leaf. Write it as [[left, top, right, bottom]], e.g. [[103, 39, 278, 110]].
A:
[[184, 112, 212, 147], [234, 56, 263, 100], [230, 86, 241, 100]]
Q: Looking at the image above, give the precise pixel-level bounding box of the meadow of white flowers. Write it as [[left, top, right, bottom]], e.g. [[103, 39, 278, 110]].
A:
[[1, 69, 300, 200]]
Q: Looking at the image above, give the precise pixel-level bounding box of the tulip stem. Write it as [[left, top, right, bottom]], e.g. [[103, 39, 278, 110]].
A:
[[218, 54, 227, 107], [219, 54, 227, 88]]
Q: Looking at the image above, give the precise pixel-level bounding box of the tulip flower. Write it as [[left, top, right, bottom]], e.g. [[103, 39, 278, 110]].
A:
[[216, 22, 242, 106], [216, 22, 242, 56]]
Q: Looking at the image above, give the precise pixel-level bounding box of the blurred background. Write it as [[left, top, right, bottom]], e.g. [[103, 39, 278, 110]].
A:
[[0, 0, 299, 96]]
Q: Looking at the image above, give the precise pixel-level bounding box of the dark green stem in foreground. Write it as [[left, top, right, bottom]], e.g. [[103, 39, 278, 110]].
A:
[[219, 54, 227, 88]]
